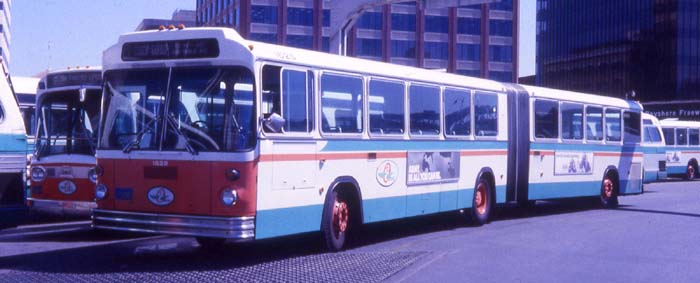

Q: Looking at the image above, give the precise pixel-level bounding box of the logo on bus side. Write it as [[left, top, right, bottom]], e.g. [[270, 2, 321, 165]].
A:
[[147, 186, 174, 206], [376, 160, 398, 187]]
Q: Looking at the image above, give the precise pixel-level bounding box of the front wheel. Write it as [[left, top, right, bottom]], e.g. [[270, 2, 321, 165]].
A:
[[600, 176, 619, 208], [321, 190, 351, 252], [687, 164, 696, 180], [471, 178, 492, 226]]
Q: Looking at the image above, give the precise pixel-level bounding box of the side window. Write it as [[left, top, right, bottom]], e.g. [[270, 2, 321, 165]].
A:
[[262, 65, 313, 133], [605, 109, 621, 142], [534, 99, 558, 139], [369, 79, 405, 135], [586, 106, 603, 141], [321, 73, 363, 134], [644, 125, 662, 143], [662, 128, 675, 145], [409, 84, 440, 135], [676, 128, 688, 146], [474, 92, 498, 137], [623, 111, 641, 144], [444, 88, 471, 136], [689, 128, 699, 146], [561, 103, 583, 140]]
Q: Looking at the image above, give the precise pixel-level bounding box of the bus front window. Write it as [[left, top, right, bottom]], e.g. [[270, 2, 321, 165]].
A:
[[35, 90, 101, 157], [100, 67, 255, 153]]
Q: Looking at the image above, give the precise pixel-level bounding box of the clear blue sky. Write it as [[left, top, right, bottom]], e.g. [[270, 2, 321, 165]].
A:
[[10, 0, 536, 77]]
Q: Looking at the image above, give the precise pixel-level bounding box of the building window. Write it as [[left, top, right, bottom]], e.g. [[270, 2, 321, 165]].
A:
[[357, 12, 382, 30], [489, 71, 513, 82], [391, 40, 416, 58], [252, 5, 278, 24], [392, 13, 416, 31], [489, 0, 512, 11], [287, 35, 313, 49], [490, 20, 513, 37], [288, 7, 313, 26], [489, 45, 512, 62], [457, 44, 480, 61], [457, 69, 480, 77], [457, 18, 480, 35], [356, 38, 382, 57], [424, 41, 448, 60], [425, 16, 448, 33]]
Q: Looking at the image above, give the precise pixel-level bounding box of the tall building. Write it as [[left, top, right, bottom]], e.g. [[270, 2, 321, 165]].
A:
[[135, 9, 197, 31], [196, 0, 519, 82], [0, 0, 11, 69], [537, 0, 700, 119]]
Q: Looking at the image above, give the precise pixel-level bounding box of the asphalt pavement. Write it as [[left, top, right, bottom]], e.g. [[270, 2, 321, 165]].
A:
[[0, 181, 698, 282]]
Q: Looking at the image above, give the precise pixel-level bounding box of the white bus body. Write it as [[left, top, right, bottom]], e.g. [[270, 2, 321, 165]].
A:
[[659, 119, 700, 179]]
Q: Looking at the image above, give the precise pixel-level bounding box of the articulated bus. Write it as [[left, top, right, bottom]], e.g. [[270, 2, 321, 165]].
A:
[[92, 27, 643, 250], [659, 119, 700, 179], [641, 113, 667, 182], [0, 66, 29, 229], [28, 68, 103, 216]]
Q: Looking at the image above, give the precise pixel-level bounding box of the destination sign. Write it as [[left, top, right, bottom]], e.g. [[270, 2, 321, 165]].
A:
[[121, 38, 220, 61], [46, 71, 102, 89]]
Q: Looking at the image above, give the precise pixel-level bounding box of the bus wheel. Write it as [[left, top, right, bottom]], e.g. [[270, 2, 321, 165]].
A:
[[687, 164, 695, 180], [600, 176, 618, 208], [196, 237, 227, 250], [322, 190, 350, 252], [471, 178, 492, 226]]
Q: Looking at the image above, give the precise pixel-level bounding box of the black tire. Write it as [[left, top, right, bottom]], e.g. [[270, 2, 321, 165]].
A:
[[470, 178, 492, 226], [600, 175, 619, 208], [321, 190, 351, 252], [196, 237, 227, 250]]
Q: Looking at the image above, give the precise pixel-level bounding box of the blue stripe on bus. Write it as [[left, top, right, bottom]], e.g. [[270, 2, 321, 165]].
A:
[[321, 140, 508, 152], [530, 142, 641, 153], [643, 170, 660, 182], [529, 179, 642, 200], [667, 165, 688, 175], [255, 185, 507, 239], [0, 134, 29, 152]]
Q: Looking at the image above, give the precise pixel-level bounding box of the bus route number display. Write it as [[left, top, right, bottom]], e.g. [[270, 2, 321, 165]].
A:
[[121, 38, 220, 61], [46, 72, 102, 89]]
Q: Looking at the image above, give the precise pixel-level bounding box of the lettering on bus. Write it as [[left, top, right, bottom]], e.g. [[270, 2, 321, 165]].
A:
[[554, 151, 593, 175], [152, 160, 169, 167], [406, 151, 460, 185]]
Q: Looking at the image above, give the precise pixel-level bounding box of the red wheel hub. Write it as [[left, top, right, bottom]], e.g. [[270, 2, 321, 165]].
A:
[[475, 182, 488, 215], [688, 166, 695, 179], [603, 178, 614, 198], [332, 200, 349, 237]]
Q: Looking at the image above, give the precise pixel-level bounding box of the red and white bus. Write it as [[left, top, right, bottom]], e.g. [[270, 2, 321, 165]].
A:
[[28, 67, 102, 216], [92, 27, 643, 250]]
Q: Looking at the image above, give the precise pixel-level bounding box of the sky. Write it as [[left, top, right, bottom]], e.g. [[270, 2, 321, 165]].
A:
[[10, 0, 536, 77]]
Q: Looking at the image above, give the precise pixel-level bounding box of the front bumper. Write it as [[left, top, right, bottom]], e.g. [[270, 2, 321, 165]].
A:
[[92, 209, 255, 241], [28, 198, 96, 217]]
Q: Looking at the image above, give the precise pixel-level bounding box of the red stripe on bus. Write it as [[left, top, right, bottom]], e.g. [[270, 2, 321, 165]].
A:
[[460, 150, 508, 156], [260, 150, 506, 162], [594, 152, 643, 157]]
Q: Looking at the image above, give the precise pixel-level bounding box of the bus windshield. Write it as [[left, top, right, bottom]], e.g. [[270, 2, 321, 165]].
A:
[[99, 67, 255, 153], [36, 90, 101, 157]]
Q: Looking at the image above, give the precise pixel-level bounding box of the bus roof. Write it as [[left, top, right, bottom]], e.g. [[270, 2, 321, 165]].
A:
[[659, 119, 700, 128], [519, 84, 643, 111]]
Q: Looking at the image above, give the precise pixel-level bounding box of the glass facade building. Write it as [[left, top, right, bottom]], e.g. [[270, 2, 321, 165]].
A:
[[197, 0, 519, 82], [537, 0, 700, 118]]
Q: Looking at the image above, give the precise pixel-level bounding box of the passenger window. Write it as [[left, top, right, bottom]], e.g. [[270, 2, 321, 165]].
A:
[[623, 111, 641, 144], [605, 109, 621, 142], [676, 128, 688, 146], [561, 103, 583, 140], [662, 128, 675, 145], [534, 100, 558, 139], [409, 85, 440, 135], [369, 79, 405, 135], [321, 73, 363, 134], [444, 88, 471, 136], [262, 66, 313, 133], [689, 129, 699, 146], [474, 92, 498, 137], [586, 106, 603, 141], [643, 126, 662, 143]]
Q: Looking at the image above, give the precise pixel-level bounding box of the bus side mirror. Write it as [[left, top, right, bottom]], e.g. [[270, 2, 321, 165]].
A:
[[79, 88, 87, 102], [262, 113, 285, 133]]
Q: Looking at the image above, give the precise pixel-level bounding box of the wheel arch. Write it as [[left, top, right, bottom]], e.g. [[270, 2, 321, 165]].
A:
[[474, 167, 496, 206], [321, 176, 364, 229]]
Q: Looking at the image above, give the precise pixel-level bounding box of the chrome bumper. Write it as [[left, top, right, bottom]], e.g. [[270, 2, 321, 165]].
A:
[[29, 198, 96, 217], [92, 209, 255, 240]]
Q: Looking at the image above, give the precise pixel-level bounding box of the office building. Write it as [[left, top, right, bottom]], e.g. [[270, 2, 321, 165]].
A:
[[0, 0, 11, 69], [197, 0, 519, 82], [135, 9, 197, 31]]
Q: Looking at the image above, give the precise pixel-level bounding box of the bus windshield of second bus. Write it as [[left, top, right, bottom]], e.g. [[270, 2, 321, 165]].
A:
[[100, 67, 255, 153], [35, 89, 101, 158]]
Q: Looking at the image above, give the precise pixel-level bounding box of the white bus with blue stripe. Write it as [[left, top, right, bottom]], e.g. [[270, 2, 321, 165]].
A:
[[641, 113, 667, 182], [92, 27, 643, 251], [659, 119, 700, 179]]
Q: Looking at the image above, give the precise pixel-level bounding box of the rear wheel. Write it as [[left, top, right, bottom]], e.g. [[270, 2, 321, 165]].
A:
[[687, 164, 696, 180], [322, 190, 351, 252], [600, 175, 618, 208], [471, 178, 492, 226]]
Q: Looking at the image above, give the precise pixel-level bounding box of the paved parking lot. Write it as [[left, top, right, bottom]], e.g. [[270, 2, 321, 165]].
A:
[[1, 181, 699, 282]]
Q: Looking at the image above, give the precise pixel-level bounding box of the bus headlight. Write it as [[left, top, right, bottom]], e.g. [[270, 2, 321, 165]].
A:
[[31, 167, 46, 182], [88, 166, 102, 184], [95, 184, 108, 200], [221, 188, 238, 206]]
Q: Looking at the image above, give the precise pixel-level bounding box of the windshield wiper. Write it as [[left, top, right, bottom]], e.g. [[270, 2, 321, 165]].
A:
[[165, 113, 198, 155], [122, 118, 159, 153]]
